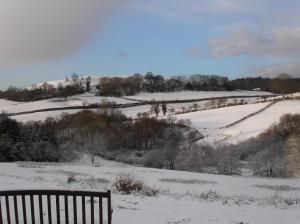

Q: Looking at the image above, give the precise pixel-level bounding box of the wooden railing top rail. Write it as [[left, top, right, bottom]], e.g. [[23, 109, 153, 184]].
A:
[[0, 189, 112, 224], [0, 189, 111, 197]]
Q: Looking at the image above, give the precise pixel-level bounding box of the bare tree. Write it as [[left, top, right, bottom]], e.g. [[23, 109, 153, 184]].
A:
[[286, 134, 300, 177], [217, 152, 240, 175], [151, 102, 160, 117], [164, 131, 183, 169], [161, 103, 167, 116], [192, 103, 199, 111]]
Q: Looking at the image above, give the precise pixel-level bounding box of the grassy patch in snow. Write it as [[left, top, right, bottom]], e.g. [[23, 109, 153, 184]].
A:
[[254, 184, 300, 191], [169, 190, 300, 208], [160, 178, 217, 185]]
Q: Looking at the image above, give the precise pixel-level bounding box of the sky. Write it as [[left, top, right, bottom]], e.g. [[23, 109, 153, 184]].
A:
[[0, 0, 300, 89]]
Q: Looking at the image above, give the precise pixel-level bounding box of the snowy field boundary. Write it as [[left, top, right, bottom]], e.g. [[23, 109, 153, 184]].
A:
[[3, 94, 278, 118], [220, 100, 279, 129]]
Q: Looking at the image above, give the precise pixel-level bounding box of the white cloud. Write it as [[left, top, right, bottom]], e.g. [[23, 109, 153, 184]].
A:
[[208, 27, 254, 57], [0, 0, 124, 65], [207, 26, 300, 58], [253, 62, 300, 78]]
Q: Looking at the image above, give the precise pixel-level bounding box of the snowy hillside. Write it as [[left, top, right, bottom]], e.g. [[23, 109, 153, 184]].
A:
[[0, 94, 135, 114], [1, 90, 273, 122], [175, 102, 271, 129], [125, 90, 274, 101], [188, 100, 300, 144], [1, 90, 299, 144], [11, 105, 153, 123], [0, 158, 299, 224], [223, 100, 300, 143], [29, 76, 100, 90]]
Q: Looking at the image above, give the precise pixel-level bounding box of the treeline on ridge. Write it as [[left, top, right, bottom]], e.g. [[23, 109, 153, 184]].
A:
[[1, 72, 300, 102]]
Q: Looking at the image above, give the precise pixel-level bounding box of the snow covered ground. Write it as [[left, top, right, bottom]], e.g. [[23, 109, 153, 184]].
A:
[[166, 97, 263, 112], [2, 91, 271, 122], [125, 90, 274, 101], [1, 91, 300, 223], [11, 109, 83, 123], [11, 105, 153, 123], [2, 92, 300, 144], [175, 102, 271, 129], [0, 158, 299, 224], [0, 94, 135, 114], [188, 100, 300, 144], [29, 76, 103, 90], [222, 100, 300, 143]]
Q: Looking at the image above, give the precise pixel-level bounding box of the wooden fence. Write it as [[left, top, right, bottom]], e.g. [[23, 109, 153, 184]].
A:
[[0, 190, 112, 224]]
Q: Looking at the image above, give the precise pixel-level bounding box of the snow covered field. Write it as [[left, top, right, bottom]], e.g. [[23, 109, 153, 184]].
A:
[[11, 109, 84, 123], [11, 105, 153, 122], [175, 102, 271, 129], [2, 92, 300, 144], [187, 100, 300, 144], [0, 158, 299, 224], [125, 90, 274, 101], [223, 100, 300, 143], [1, 92, 300, 223], [0, 94, 135, 114]]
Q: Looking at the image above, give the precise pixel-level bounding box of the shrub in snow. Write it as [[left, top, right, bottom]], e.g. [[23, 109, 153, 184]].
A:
[[254, 184, 300, 191], [113, 172, 159, 196], [175, 143, 217, 172], [160, 178, 217, 185], [261, 192, 300, 208], [143, 150, 165, 168], [67, 174, 77, 184], [178, 190, 222, 202], [198, 190, 222, 202], [217, 155, 241, 175], [113, 172, 144, 194]]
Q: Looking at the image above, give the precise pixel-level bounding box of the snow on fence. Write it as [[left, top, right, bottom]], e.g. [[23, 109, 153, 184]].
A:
[[0, 190, 112, 224]]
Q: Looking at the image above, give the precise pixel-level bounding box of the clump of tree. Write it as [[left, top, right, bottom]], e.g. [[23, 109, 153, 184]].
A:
[[216, 144, 241, 175], [174, 143, 217, 173], [143, 72, 165, 92], [151, 101, 161, 117], [233, 113, 300, 177], [97, 74, 143, 96], [229, 75, 300, 95], [0, 115, 62, 162], [270, 74, 299, 99], [29, 107, 190, 165]]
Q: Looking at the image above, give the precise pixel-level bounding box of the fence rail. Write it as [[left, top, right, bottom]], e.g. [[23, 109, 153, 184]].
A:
[[0, 189, 112, 224]]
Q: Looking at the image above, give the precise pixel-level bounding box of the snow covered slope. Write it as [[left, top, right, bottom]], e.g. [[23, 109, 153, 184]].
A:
[[0, 158, 299, 224], [11, 109, 84, 123], [3, 91, 299, 144], [175, 102, 271, 129], [185, 100, 300, 144], [0, 94, 135, 114], [125, 90, 274, 101], [11, 105, 153, 123], [223, 100, 300, 143], [29, 76, 99, 89]]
